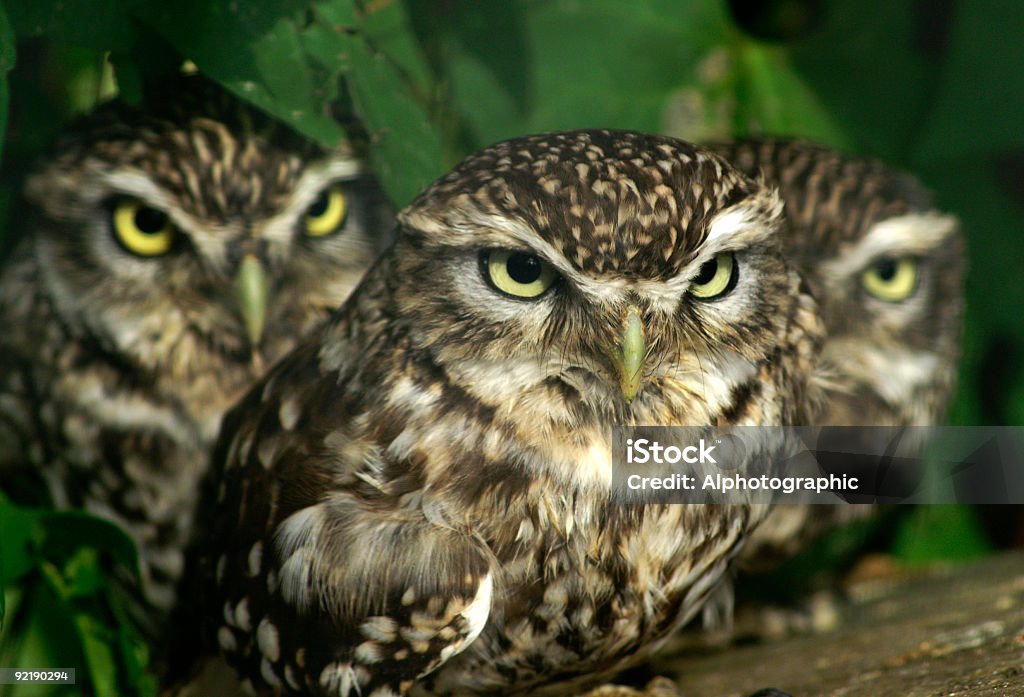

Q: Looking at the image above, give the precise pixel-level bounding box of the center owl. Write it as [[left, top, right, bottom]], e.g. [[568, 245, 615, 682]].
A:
[[200, 130, 825, 696]]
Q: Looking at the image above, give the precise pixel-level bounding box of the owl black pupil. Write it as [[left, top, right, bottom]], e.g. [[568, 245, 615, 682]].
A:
[[507, 254, 542, 284], [694, 258, 719, 285], [134, 207, 167, 234], [874, 258, 897, 281], [308, 192, 329, 217]]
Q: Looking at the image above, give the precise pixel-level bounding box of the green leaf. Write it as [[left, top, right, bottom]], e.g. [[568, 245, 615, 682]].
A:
[[39, 510, 141, 581], [62, 549, 105, 598], [915, 2, 1024, 162], [788, 0, 936, 162], [311, 1, 443, 206], [74, 613, 119, 697], [411, 0, 849, 157], [0, 500, 49, 584], [731, 39, 849, 146], [342, 32, 444, 206], [0, 578, 88, 697], [891, 505, 992, 564], [134, 1, 346, 146], [427, 0, 735, 147], [357, 0, 432, 96]]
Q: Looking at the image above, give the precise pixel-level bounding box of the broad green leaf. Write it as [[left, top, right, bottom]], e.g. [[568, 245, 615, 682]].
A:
[[0, 583, 84, 697], [74, 613, 119, 697], [135, 2, 346, 146], [452, 0, 734, 145], [40, 511, 140, 581], [731, 39, 848, 146], [342, 30, 444, 206], [788, 0, 936, 162], [62, 549, 105, 599], [308, 0, 443, 206], [296, 4, 351, 108], [405, 0, 528, 154], [915, 2, 1024, 162], [412, 0, 849, 157], [358, 0, 432, 96], [891, 505, 992, 564], [0, 500, 48, 584]]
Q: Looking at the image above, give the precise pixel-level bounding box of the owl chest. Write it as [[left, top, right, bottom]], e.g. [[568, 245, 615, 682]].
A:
[[22, 349, 215, 536], [426, 502, 746, 694]]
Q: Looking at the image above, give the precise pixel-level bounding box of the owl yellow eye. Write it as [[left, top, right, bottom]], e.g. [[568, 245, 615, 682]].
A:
[[690, 252, 738, 300], [111, 201, 175, 257], [862, 256, 919, 301], [482, 249, 559, 299], [304, 185, 348, 237]]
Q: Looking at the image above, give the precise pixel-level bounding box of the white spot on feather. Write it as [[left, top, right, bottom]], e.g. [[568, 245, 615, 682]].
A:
[[247, 542, 263, 577], [257, 617, 281, 662], [437, 573, 493, 666]]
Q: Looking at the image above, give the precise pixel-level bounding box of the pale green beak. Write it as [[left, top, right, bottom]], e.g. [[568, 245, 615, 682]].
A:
[[233, 255, 269, 347], [609, 307, 646, 404]]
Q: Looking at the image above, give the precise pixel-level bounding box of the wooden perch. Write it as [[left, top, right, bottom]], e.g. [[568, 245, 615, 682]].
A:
[[628, 552, 1024, 696]]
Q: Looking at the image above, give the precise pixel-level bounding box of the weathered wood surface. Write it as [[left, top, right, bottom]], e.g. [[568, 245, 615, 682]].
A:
[[172, 554, 1024, 696], [639, 552, 1024, 697]]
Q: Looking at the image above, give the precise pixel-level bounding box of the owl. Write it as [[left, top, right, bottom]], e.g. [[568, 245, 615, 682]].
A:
[[0, 76, 393, 613], [707, 138, 964, 571], [198, 129, 824, 696]]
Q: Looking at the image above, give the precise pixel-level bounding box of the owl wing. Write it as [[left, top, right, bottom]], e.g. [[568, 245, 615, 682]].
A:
[[205, 337, 494, 696], [0, 351, 39, 483], [0, 247, 51, 497]]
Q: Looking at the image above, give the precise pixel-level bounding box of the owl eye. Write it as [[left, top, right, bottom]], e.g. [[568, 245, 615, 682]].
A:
[[111, 200, 176, 257], [690, 252, 738, 300], [304, 185, 348, 237], [482, 249, 559, 300], [862, 256, 919, 301]]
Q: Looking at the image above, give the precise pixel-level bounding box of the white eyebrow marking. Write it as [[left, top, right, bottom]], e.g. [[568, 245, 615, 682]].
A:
[[257, 156, 367, 248], [821, 212, 959, 280], [92, 157, 369, 271], [408, 191, 783, 312]]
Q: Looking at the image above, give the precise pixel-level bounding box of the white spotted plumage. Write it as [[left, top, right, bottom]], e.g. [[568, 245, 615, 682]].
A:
[[192, 130, 826, 696]]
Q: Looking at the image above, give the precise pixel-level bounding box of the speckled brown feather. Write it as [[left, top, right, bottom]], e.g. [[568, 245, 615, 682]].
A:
[[197, 130, 826, 696], [411, 131, 756, 278], [711, 139, 934, 251], [707, 138, 965, 569], [0, 75, 392, 616]]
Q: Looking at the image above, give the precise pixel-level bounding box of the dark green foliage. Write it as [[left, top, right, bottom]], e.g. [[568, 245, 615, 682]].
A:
[[0, 1, 1019, 694], [0, 497, 154, 697]]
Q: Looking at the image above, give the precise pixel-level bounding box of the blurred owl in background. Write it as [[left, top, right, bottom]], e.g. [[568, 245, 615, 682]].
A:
[[709, 137, 964, 573], [0, 75, 393, 613]]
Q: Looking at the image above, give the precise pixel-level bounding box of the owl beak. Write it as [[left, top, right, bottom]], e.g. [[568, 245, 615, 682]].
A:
[[610, 307, 646, 404], [233, 255, 269, 347]]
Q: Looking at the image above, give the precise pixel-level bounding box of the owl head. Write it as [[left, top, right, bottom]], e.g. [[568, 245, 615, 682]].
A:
[[714, 139, 964, 426], [380, 130, 822, 446], [21, 76, 392, 391]]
